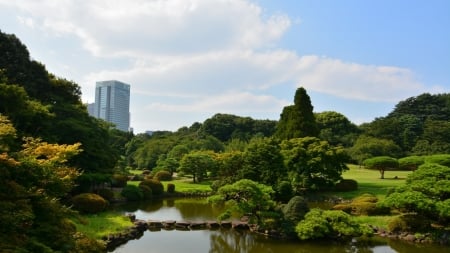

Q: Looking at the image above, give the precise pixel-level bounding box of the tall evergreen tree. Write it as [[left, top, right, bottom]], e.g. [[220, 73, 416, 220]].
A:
[[276, 87, 319, 139]]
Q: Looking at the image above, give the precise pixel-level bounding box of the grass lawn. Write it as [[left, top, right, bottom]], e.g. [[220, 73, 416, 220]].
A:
[[335, 164, 412, 200], [74, 212, 133, 239]]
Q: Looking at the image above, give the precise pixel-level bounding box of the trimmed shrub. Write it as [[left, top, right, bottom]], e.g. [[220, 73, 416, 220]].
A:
[[352, 193, 378, 203], [139, 179, 164, 195], [335, 179, 358, 192], [142, 170, 151, 175], [139, 185, 153, 200], [129, 174, 144, 181], [154, 170, 172, 181], [111, 174, 128, 187], [398, 156, 425, 171], [121, 185, 143, 201], [167, 183, 175, 193], [425, 154, 450, 167], [71, 193, 108, 214], [388, 214, 431, 233], [96, 188, 114, 202], [282, 196, 309, 224], [332, 204, 352, 214]]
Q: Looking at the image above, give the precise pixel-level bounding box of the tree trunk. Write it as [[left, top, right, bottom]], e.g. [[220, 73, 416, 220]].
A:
[[380, 169, 385, 179]]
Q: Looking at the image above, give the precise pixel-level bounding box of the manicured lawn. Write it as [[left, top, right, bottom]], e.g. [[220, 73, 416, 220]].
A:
[[74, 212, 133, 239], [336, 164, 412, 200]]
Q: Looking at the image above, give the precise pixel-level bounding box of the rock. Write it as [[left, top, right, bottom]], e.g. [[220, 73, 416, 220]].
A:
[[404, 234, 416, 242]]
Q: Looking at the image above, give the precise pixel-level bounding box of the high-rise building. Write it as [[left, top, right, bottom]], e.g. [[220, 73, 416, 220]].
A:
[[94, 80, 130, 132]]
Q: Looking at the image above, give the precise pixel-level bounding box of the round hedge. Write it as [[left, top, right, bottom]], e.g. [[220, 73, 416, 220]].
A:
[[167, 183, 175, 193], [154, 170, 172, 181], [72, 193, 108, 214], [334, 179, 358, 192], [139, 179, 164, 195], [121, 185, 143, 201], [111, 174, 128, 187], [139, 185, 153, 200], [96, 188, 114, 201]]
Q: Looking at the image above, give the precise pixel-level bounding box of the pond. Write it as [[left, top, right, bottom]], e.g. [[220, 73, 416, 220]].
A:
[[111, 198, 447, 253]]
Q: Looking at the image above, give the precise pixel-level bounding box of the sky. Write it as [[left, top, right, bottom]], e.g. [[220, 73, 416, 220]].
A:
[[0, 0, 449, 133]]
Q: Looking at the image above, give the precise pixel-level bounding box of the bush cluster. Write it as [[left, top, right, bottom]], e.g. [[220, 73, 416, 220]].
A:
[[139, 179, 164, 195], [334, 179, 358, 192], [154, 170, 172, 181], [111, 174, 128, 187], [121, 185, 144, 201], [388, 214, 431, 233], [71, 193, 108, 214], [139, 185, 153, 200], [332, 193, 389, 216], [96, 188, 114, 201], [167, 183, 176, 193]]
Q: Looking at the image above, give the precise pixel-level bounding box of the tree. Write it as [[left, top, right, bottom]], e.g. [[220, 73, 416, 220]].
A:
[[240, 137, 285, 187], [363, 156, 399, 179], [348, 135, 402, 164], [179, 150, 217, 183], [276, 87, 319, 139], [281, 137, 348, 191], [315, 111, 360, 147], [208, 179, 275, 224], [381, 163, 450, 226], [0, 115, 96, 252]]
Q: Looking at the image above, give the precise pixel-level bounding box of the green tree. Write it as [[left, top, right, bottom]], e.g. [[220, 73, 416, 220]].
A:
[[276, 87, 319, 139], [315, 111, 360, 147], [348, 135, 402, 164], [281, 137, 348, 191], [179, 150, 217, 182], [208, 179, 275, 224], [363, 156, 399, 179], [240, 137, 285, 187]]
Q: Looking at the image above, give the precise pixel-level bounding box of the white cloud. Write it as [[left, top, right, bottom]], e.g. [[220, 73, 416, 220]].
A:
[[0, 0, 438, 132]]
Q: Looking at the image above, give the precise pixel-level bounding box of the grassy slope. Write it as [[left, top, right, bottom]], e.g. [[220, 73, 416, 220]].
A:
[[74, 212, 133, 239], [338, 164, 411, 200]]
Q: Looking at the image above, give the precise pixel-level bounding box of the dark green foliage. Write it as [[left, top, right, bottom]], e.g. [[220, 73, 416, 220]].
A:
[[295, 208, 373, 240], [276, 87, 319, 139], [348, 136, 402, 164], [71, 193, 108, 214], [275, 181, 293, 203], [167, 183, 176, 193], [334, 179, 358, 192], [111, 174, 128, 187], [154, 170, 172, 181], [281, 137, 349, 191], [363, 156, 399, 179], [398, 156, 425, 170], [73, 173, 111, 194], [96, 188, 114, 202], [241, 137, 285, 187], [200, 113, 276, 142], [139, 179, 164, 195], [332, 194, 389, 216], [139, 185, 153, 200], [388, 214, 431, 233], [315, 111, 360, 147], [352, 193, 378, 203], [179, 150, 218, 183], [282, 196, 309, 224], [424, 154, 450, 167], [121, 185, 144, 201]]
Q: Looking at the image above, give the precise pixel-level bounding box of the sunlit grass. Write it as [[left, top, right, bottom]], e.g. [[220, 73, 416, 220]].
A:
[[335, 164, 412, 200], [127, 179, 212, 193], [353, 215, 395, 229], [74, 212, 133, 239]]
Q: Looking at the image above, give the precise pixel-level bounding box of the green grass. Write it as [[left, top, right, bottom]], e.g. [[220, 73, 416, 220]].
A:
[[74, 212, 133, 239], [353, 215, 395, 229], [335, 164, 412, 200]]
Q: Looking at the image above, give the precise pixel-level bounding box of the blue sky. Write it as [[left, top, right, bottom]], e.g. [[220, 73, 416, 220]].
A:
[[1, 0, 448, 133]]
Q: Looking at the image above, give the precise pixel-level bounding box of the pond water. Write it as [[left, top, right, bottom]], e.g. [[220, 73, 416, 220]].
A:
[[111, 198, 447, 253]]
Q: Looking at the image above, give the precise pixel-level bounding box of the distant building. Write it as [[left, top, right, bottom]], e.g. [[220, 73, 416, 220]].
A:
[[86, 103, 95, 117], [93, 80, 130, 132]]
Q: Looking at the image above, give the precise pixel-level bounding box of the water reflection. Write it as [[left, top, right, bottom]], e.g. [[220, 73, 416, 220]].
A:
[[112, 198, 448, 253]]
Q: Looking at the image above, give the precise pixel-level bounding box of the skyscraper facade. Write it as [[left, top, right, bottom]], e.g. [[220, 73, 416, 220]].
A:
[[94, 80, 130, 132]]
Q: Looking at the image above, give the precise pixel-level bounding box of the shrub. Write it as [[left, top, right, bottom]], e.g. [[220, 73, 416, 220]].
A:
[[111, 174, 128, 187], [282, 196, 309, 224], [142, 170, 151, 175], [398, 156, 425, 171], [334, 179, 358, 192], [71, 193, 108, 214], [352, 193, 378, 203], [129, 174, 144, 181], [388, 214, 431, 233], [96, 188, 114, 202], [425, 154, 450, 167], [121, 185, 143, 201], [167, 183, 175, 193], [154, 170, 172, 181], [139, 185, 152, 200], [332, 204, 352, 214], [275, 181, 293, 203], [139, 179, 164, 195]]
